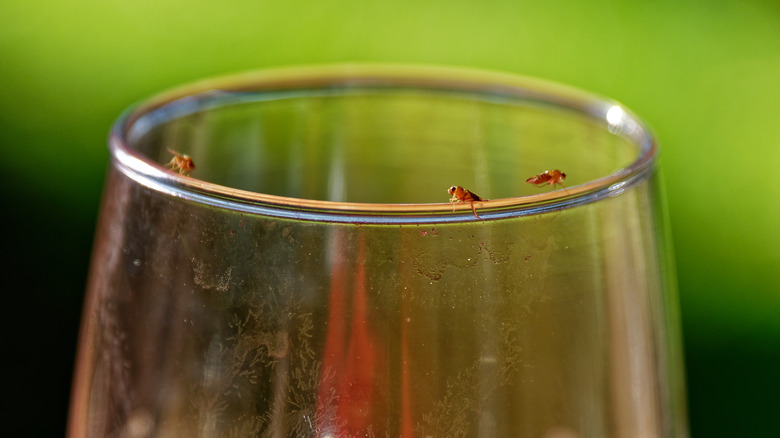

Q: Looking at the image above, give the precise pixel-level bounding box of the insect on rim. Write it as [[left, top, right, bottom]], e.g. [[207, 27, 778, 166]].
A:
[[109, 64, 658, 224]]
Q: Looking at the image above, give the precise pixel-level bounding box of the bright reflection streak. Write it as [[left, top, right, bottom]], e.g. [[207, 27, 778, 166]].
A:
[[606, 105, 626, 129], [606, 104, 640, 136]]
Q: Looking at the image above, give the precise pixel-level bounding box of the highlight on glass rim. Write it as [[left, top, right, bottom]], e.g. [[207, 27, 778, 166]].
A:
[[68, 65, 687, 437]]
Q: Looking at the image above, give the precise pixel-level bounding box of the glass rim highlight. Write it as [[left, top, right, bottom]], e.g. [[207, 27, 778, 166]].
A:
[[109, 64, 658, 224]]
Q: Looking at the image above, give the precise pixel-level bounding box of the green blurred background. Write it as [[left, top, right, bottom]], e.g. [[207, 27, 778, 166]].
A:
[[1, 0, 778, 435]]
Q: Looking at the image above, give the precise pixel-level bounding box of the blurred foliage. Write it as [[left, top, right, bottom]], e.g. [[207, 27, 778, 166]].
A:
[[1, 0, 778, 435]]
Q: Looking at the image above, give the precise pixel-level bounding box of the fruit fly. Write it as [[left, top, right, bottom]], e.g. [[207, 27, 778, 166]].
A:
[[165, 148, 195, 176], [525, 169, 567, 189], [448, 186, 486, 219]]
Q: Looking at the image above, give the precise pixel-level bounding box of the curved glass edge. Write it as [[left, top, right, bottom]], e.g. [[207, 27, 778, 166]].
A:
[[109, 64, 658, 224]]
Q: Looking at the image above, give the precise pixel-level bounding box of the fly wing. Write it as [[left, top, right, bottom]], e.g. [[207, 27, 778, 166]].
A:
[[466, 190, 484, 202]]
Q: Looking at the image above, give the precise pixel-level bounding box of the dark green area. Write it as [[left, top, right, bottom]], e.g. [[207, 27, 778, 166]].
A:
[[1, 0, 777, 435]]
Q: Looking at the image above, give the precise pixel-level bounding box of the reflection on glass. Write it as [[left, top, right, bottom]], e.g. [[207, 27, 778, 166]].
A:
[[69, 65, 687, 437]]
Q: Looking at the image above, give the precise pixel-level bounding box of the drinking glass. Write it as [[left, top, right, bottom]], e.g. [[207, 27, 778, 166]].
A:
[[68, 65, 687, 437]]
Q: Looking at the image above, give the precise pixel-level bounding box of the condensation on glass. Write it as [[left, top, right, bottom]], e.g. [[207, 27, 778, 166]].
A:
[[69, 65, 688, 437]]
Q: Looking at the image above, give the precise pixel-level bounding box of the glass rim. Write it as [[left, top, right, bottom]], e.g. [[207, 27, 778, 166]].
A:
[[109, 63, 657, 224]]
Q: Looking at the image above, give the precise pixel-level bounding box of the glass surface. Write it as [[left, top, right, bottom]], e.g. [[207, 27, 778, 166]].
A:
[[69, 65, 687, 437]]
